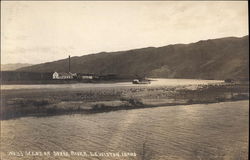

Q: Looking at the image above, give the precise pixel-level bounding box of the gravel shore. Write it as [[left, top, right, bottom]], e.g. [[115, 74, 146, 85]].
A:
[[1, 82, 249, 120]]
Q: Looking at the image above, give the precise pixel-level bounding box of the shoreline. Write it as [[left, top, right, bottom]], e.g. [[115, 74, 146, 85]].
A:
[[2, 99, 249, 121], [1, 79, 133, 85], [1, 82, 249, 120]]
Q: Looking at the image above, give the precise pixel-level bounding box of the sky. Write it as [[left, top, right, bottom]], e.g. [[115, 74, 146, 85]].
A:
[[1, 1, 248, 64]]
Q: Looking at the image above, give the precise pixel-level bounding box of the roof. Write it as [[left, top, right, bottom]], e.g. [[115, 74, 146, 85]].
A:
[[55, 72, 73, 76]]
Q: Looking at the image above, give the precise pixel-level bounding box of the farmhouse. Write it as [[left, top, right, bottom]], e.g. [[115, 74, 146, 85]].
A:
[[52, 72, 76, 80]]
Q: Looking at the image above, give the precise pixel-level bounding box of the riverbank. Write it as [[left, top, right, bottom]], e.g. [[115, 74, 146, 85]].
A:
[[1, 79, 133, 85], [1, 82, 249, 120]]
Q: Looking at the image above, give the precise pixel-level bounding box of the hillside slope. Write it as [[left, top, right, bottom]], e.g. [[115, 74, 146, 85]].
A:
[[18, 36, 249, 80], [1, 63, 33, 71]]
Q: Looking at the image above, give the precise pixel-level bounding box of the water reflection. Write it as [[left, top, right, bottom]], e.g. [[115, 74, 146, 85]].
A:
[[1, 101, 248, 160]]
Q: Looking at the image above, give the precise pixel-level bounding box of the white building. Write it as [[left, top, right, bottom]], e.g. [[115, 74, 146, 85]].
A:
[[52, 72, 75, 80], [81, 75, 93, 80]]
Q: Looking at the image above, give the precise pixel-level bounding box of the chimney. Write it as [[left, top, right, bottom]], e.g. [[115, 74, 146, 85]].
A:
[[68, 55, 71, 73]]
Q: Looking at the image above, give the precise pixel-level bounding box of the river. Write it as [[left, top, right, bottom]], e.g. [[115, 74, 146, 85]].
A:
[[1, 78, 223, 90], [1, 100, 248, 160]]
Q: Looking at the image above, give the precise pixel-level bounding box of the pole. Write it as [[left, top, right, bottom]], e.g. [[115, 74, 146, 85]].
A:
[[69, 55, 71, 73]]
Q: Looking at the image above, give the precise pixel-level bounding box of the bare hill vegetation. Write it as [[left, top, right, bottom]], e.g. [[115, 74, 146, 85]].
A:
[[18, 36, 249, 80]]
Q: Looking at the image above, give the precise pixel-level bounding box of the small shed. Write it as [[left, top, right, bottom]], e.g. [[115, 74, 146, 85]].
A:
[[77, 73, 94, 80]]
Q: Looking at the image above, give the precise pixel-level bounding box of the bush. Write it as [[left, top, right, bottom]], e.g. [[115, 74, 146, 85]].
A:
[[32, 100, 50, 106], [46, 105, 57, 114], [128, 98, 143, 106], [232, 94, 249, 100], [92, 103, 106, 110], [187, 99, 194, 104]]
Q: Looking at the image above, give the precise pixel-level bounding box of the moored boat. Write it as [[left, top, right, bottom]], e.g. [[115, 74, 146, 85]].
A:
[[132, 79, 151, 84]]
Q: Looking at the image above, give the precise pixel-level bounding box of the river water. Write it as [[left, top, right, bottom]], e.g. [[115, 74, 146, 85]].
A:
[[1, 101, 248, 160], [1, 78, 223, 90]]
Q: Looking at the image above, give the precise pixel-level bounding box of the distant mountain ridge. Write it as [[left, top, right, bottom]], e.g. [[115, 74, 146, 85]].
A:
[[1, 63, 33, 71], [18, 36, 249, 80]]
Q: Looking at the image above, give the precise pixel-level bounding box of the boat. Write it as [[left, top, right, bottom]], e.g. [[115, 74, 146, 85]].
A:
[[132, 79, 151, 84]]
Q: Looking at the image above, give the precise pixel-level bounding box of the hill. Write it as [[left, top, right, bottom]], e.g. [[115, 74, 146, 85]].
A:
[[1, 63, 33, 71], [18, 36, 249, 80]]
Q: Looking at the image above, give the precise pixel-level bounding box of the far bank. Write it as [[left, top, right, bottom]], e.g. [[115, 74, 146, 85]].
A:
[[1, 80, 248, 120]]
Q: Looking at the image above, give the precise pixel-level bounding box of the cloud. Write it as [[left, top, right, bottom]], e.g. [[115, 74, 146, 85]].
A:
[[1, 1, 248, 64]]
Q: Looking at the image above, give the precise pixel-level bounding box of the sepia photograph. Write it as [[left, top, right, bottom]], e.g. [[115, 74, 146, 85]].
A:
[[0, 1, 249, 160]]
